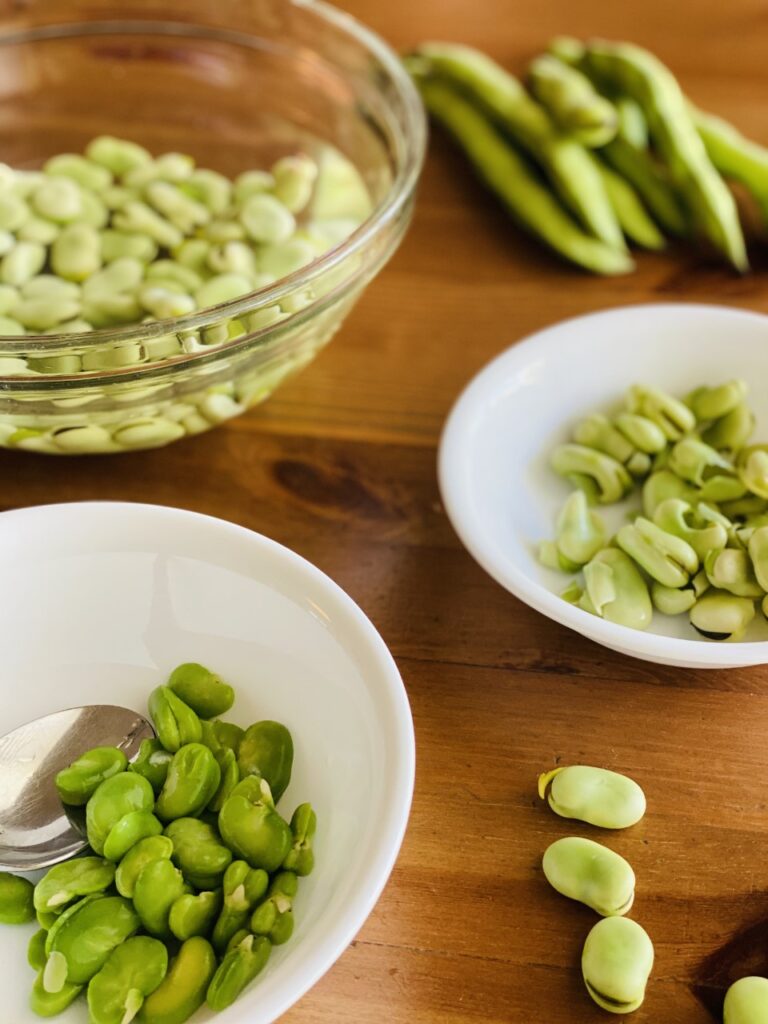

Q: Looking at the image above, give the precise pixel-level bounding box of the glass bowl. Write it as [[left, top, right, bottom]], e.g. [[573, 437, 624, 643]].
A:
[[0, 0, 425, 454]]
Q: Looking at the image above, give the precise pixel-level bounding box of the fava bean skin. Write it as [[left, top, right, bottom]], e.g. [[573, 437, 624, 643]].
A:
[[542, 836, 635, 917], [581, 916, 654, 1014], [538, 766, 645, 829]]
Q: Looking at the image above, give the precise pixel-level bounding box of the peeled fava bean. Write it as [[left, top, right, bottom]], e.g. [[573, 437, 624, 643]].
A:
[[581, 548, 652, 631], [542, 837, 635, 917], [139, 936, 217, 1024], [538, 766, 645, 829], [155, 742, 221, 822], [34, 856, 115, 914], [550, 444, 632, 504], [582, 916, 654, 1014], [690, 591, 755, 641], [616, 516, 698, 588], [86, 935, 168, 1024], [85, 773, 155, 856], [555, 491, 606, 567], [55, 745, 128, 806], [237, 720, 294, 804], [0, 871, 35, 923], [724, 976, 768, 1024], [148, 685, 202, 753], [167, 662, 235, 719]]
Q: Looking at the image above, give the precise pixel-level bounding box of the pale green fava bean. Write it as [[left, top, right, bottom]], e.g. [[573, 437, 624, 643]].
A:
[[169, 889, 222, 942], [538, 766, 645, 830], [724, 976, 768, 1024], [551, 444, 631, 504], [0, 871, 35, 923], [704, 548, 762, 599], [155, 743, 221, 822], [651, 581, 698, 615], [139, 936, 218, 1024], [132, 859, 186, 938], [45, 895, 140, 988], [740, 449, 768, 500], [145, 260, 203, 292], [543, 837, 635, 916], [642, 469, 697, 518], [130, 738, 174, 794], [614, 412, 667, 454], [29, 928, 48, 970], [18, 218, 60, 245], [101, 230, 158, 264], [115, 835, 174, 899], [182, 168, 233, 214], [690, 591, 755, 640], [703, 402, 755, 452], [52, 223, 103, 282], [45, 152, 113, 192], [113, 201, 183, 250], [86, 773, 155, 856], [30, 970, 83, 1017], [258, 239, 315, 279], [12, 295, 81, 331], [207, 240, 257, 278], [282, 803, 317, 876], [554, 491, 606, 567], [195, 273, 253, 309], [669, 438, 735, 487], [148, 685, 202, 752], [582, 916, 654, 1014], [616, 516, 698, 587], [1, 241, 46, 286], [206, 933, 272, 1012], [271, 154, 318, 214], [652, 498, 728, 561], [688, 379, 747, 421], [32, 177, 83, 223], [164, 817, 232, 889], [87, 936, 168, 1024], [139, 284, 196, 319], [211, 860, 270, 953], [749, 526, 768, 591], [55, 745, 128, 806], [0, 192, 29, 230], [573, 413, 634, 465], [240, 192, 296, 244], [86, 136, 152, 175], [167, 662, 235, 719], [34, 856, 115, 913], [0, 315, 25, 335], [146, 181, 210, 234], [581, 548, 652, 630], [627, 385, 696, 441], [234, 169, 274, 203], [103, 811, 164, 862]]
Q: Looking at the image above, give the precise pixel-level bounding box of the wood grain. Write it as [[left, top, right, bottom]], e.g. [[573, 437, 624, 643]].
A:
[[5, 0, 768, 1020]]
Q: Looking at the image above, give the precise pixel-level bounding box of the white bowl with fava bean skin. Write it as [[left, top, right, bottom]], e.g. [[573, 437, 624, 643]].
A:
[[0, 502, 414, 1022], [439, 303, 768, 669]]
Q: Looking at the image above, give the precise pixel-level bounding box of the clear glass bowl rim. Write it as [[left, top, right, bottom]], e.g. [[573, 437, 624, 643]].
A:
[[0, 0, 427, 356]]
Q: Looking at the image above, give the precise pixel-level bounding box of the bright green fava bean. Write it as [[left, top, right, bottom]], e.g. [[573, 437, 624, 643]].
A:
[[581, 916, 654, 1014], [45, 895, 140, 987], [167, 662, 235, 719], [103, 811, 164, 862], [155, 743, 221, 822], [164, 817, 232, 889], [237, 721, 294, 803], [283, 803, 317, 876], [30, 970, 83, 1017], [87, 936, 168, 1024], [538, 766, 645, 830], [138, 936, 217, 1024], [55, 745, 128, 806], [34, 856, 115, 913], [0, 871, 34, 923], [130, 739, 173, 794], [211, 860, 269, 953], [542, 837, 635, 916], [206, 933, 272, 1012], [218, 776, 292, 872], [251, 871, 297, 945], [616, 516, 698, 587], [86, 773, 155, 855], [669, 438, 735, 488], [581, 548, 652, 631], [29, 929, 48, 970], [115, 835, 174, 899], [690, 591, 755, 641], [724, 976, 768, 1024], [148, 686, 202, 752], [169, 890, 222, 942], [132, 859, 186, 938], [209, 748, 240, 813], [213, 720, 245, 754]]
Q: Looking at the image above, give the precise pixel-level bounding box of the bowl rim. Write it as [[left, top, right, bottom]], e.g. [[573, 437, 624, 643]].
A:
[[438, 301, 768, 668], [0, 0, 427, 355], [0, 499, 417, 1020]]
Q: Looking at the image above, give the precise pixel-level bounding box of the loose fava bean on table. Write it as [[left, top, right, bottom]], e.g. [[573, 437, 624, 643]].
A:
[[538, 766, 646, 830], [724, 976, 768, 1024], [581, 916, 654, 1014], [542, 837, 635, 917]]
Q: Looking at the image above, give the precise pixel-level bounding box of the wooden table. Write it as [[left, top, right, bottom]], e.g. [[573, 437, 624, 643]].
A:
[[6, 1, 768, 1020]]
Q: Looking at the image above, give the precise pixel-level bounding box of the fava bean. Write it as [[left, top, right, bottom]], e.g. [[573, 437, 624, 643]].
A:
[[542, 836, 635, 916], [538, 766, 645, 829], [581, 548, 652, 631], [132, 859, 186, 939], [45, 895, 140, 988], [209, 748, 240, 813], [164, 817, 232, 889], [250, 871, 297, 944], [34, 856, 115, 914], [115, 835, 174, 899], [169, 890, 222, 942], [724, 976, 768, 1024], [211, 860, 269, 953], [129, 738, 173, 794], [237, 721, 294, 803], [30, 970, 83, 1017], [0, 871, 34, 924], [28, 928, 48, 970], [156, 743, 221, 822], [86, 773, 155, 856], [148, 686, 202, 752], [103, 811, 163, 862], [206, 933, 272, 1012], [690, 591, 755, 640], [581, 916, 654, 1014], [282, 803, 317, 876], [87, 936, 168, 1024], [55, 745, 128, 806], [138, 936, 217, 1024], [167, 662, 235, 719]]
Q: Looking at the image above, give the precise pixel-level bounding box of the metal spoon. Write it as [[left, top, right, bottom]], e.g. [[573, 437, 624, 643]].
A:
[[0, 706, 154, 872]]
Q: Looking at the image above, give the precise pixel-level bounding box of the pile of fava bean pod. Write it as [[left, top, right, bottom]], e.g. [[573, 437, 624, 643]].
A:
[[404, 38, 768, 274], [539, 380, 768, 641], [0, 663, 316, 1023]]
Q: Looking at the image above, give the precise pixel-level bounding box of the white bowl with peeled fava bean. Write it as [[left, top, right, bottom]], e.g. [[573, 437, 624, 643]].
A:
[[439, 303, 768, 669], [0, 502, 414, 1023]]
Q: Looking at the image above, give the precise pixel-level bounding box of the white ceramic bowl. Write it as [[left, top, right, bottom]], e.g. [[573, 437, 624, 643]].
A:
[[439, 303, 768, 670], [0, 502, 414, 1023]]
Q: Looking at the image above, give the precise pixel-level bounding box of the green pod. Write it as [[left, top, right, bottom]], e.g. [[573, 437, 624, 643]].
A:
[[642, 469, 697, 518], [156, 743, 221, 822], [34, 856, 115, 914], [668, 438, 735, 487], [704, 548, 762, 598], [651, 581, 697, 615], [724, 976, 768, 1024], [740, 448, 768, 500], [209, 747, 240, 813], [573, 413, 634, 464], [749, 526, 768, 591], [167, 663, 235, 719], [694, 106, 768, 223], [538, 766, 645, 830], [652, 498, 729, 560], [550, 444, 631, 504], [554, 491, 606, 567], [582, 916, 654, 1014], [85, 773, 155, 856], [687, 379, 747, 421], [211, 861, 270, 953], [103, 811, 163, 862], [28, 928, 48, 970], [250, 871, 297, 945], [219, 776, 292, 872], [138, 936, 217, 1024], [169, 889, 222, 942], [132, 859, 186, 939], [627, 385, 696, 441], [614, 412, 667, 454], [87, 936, 168, 1024], [617, 516, 698, 587], [690, 591, 755, 640], [130, 739, 173, 794], [581, 548, 653, 631], [148, 686, 202, 753], [164, 817, 232, 889], [55, 746, 128, 806], [206, 933, 272, 1012], [115, 835, 174, 899], [0, 871, 35, 923], [527, 53, 618, 147], [30, 970, 83, 1017], [542, 837, 635, 916], [595, 160, 666, 251], [702, 401, 755, 452], [213, 720, 245, 755], [45, 895, 140, 988], [283, 803, 317, 876], [237, 721, 294, 803]]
